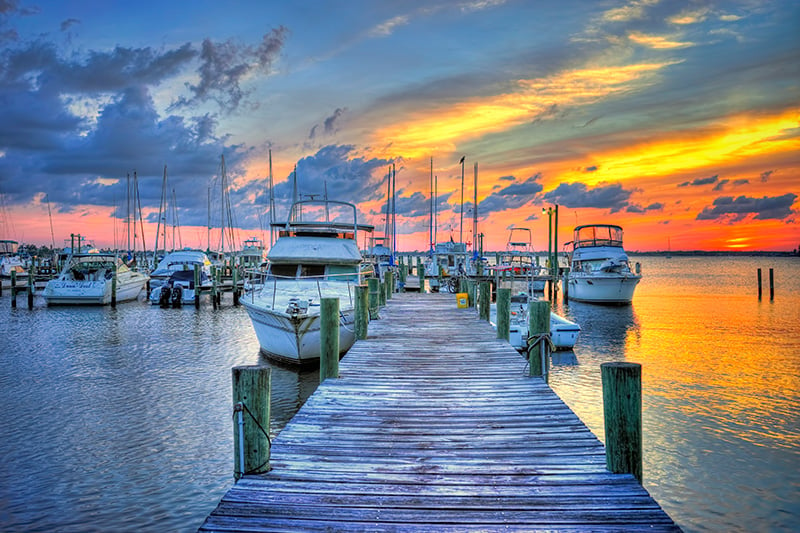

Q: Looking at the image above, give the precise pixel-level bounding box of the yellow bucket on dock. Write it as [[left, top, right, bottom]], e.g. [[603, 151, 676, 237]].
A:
[[456, 293, 469, 308]]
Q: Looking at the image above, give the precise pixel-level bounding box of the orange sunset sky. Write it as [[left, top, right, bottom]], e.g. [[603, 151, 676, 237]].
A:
[[0, 0, 798, 253]]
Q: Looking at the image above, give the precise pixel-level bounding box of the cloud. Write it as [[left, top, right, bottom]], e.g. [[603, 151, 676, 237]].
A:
[[696, 193, 797, 222], [678, 174, 718, 187], [271, 145, 391, 211], [60, 18, 80, 31], [309, 107, 348, 140], [172, 26, 288, 113], [626, 201, 663, 213], [584, 165, 598, 172], [476, 174, 543, 215], [760, 170, 773, 182], [713, 178, 749, 191], [542, 181, 636, 213]]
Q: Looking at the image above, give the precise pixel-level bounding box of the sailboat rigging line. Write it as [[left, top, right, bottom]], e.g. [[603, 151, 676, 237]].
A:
[[135, 172, 148, 267]]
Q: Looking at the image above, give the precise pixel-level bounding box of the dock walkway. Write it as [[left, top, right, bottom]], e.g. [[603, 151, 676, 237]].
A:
[[200, 292, 679, 532]]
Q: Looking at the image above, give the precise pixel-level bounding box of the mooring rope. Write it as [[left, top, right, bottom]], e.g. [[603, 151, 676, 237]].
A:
[[232, 402, 272, 477]]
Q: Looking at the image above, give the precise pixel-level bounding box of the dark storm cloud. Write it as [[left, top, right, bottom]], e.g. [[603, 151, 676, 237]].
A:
[[0, 23, 288, 230], [678, 175, 719, 188], [476, 174, 543, 216], [174, 26, 288, 113], [626, 202, 663, 214], [696, 193, 797, 222], [713, 178, 749, 191], [542, 182, 635, 213], [270, 145, 391, 215]]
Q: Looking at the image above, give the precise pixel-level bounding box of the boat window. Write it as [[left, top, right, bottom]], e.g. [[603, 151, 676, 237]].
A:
[[270, 264, 299, 278], [300, 264, 325, 278]]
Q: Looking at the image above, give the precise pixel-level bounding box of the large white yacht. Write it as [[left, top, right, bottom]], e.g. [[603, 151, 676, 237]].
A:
[[241, 200, 373, 365]]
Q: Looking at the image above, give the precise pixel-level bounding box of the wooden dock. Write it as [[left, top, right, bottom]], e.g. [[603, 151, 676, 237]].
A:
[[200, 292, 680, 532]]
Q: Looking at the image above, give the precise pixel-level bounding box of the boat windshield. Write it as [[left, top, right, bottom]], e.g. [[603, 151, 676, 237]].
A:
[[574, 225, 624, 248], [268, 263, 355, 281]]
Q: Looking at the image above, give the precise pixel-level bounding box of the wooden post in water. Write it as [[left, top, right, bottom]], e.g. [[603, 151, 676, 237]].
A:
[[27, 270, 34, 309], [528, 300, 550, 381], [211, 265, 218, 309], [355, 284, 368, 340], [110, 262, 117, 307], [769, 268, 774, 300], [478, 281, 490, 321], [562, 268, 570, 302], [194, 264, 201, 308], [232, 366, 271, 481], [496, 288, 511, 341], [757, 268, 762, 299], [601, 362, 642, 483], [10, 270, 16, 308], [320, 297, 340, 381], [232, 264, 239, 305]]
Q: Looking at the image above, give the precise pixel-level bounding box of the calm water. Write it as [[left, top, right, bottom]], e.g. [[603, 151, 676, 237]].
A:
[[0, 255, 798, 532]]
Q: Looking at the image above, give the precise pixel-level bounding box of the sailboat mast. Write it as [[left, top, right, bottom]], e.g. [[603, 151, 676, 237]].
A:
[[391, 162, 396, 262], [220, 155, 225, 258], [473, 162, 478, 256], [268, 149, 275, 246], [126, 173, 131, 257], [429, 157, 433, 253]]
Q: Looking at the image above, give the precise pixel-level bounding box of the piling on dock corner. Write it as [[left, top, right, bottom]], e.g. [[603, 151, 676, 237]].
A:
[[602, 361, 643, 483]]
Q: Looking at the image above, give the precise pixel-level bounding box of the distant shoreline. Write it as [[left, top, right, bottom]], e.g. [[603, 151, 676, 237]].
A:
[[627, 250, 798, 257]]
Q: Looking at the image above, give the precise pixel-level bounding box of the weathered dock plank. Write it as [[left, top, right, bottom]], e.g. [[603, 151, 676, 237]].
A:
[[200, 292, 680, 532]]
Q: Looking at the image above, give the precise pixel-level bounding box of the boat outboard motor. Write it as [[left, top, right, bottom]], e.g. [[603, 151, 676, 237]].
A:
[[158, 286, 172, 307], [170, 285, 183, 307]]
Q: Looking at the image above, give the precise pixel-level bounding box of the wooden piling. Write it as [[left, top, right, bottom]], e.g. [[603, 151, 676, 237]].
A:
[[320, 297, 340, 381], [467, 279, 476, 308], [496, 288, 510, 341], [26, 270, 34, 309], [355, 285, 368, 340], [233, 265, 239, 305], [769, 268, 774, 300], [110, 262, 117, 307], [211, 266, 218, 309], [10, 270, 16, 308], [601, 362, 642, 483], [232, 366, 271, 481], [194, 264, 201, 308], [478, 281, 490, 321], [528, 300, 550, 381], [386, 271, 393, 300], [367, 277, 380, 319], [757, 268, 762, 299]]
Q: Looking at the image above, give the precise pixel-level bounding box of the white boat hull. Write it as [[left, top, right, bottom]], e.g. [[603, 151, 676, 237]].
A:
[[567, 273, 640, 304], [43, 276, 147, 305], [242, 300, 356, 365], [492, 304, 580, 351]]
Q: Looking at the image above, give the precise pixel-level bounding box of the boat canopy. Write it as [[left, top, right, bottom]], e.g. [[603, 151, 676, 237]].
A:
[[572, 224, 624, 249]]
